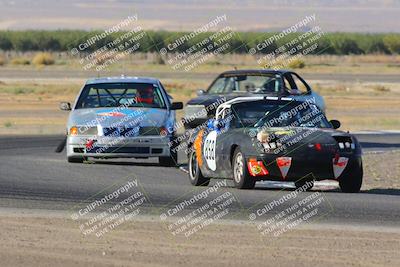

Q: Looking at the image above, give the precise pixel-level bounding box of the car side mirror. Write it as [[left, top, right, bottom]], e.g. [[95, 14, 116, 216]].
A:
[[196, 89, 206, 96], [60, 102, 71, 111], [330, 119, 341, 129], [171, 102, 183, 110]]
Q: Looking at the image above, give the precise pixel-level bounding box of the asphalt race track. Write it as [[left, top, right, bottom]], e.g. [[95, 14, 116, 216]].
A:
[[0, 133, 399, 228]]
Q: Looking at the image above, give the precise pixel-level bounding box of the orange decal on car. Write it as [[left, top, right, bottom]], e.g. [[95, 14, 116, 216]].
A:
[[194, 129, 204, 167]]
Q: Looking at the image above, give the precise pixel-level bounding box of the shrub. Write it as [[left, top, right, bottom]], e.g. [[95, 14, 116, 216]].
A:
[[0, 35, 12, 50], [154, 54, 165, 65], [4, 121, 12, 128], [287, 58, 305, 69], [11, 57, 30, 65], [0, 55, 5, 66], [13, 88, 34, 94], [372, 85, 390, 93], [32, 52, 55, 65], [383, 35, 400, 54]]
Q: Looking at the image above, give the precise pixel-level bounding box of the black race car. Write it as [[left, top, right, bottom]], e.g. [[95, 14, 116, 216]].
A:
[[183, 69, 325, 129], [187, 96, 363, 193]]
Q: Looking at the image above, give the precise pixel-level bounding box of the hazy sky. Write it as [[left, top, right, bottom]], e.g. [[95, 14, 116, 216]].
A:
[[0, 0, 399, 32]]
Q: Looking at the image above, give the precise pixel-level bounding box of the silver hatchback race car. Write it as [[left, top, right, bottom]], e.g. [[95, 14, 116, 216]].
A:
[[60, 76, 183, 166]]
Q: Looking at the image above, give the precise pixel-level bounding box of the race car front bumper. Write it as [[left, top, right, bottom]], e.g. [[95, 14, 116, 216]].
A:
[[246, 152, 362, 182], [66, 135, 173, 158]]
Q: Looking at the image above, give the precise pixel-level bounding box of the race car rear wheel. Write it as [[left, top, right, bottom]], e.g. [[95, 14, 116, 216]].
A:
[[188, 150, 210, 186], [67, 156, 87, 163], [339, 162, 363, 193], [232, 147, 255, 189]]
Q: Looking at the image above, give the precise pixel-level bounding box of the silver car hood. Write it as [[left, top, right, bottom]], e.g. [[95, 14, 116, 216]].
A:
[[68, 107, 169, 128]]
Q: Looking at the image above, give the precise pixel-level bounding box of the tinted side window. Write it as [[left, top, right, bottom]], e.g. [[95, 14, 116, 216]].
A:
[[283, 73, 309, 94], [291, 73, 309, 94]]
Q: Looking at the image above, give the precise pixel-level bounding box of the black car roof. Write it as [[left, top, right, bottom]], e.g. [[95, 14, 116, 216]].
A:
[[219, 69, 291, 77]]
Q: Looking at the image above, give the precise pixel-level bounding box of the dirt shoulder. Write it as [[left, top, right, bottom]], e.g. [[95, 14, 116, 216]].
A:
[[0, 212, 399, 267]]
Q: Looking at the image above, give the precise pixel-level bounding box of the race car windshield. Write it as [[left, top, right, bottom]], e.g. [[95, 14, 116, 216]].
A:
[[75, 83, 166, 109], [207, 74, 282, 94], [231, 101, 331, 128]]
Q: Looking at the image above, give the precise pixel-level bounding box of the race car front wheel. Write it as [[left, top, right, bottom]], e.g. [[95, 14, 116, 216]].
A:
[[339, 161, 363, 193], [188, 150, 210, 186], [232, 147, 255, 189]]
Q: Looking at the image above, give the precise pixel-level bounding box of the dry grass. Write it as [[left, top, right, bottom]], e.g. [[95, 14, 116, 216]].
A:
[[2, 52, 400, 74], [0, 55, 5, 66], [287, 58, 306, 69], [0, 52, 399, 135], [32, 52, 55, 66], [0, 78, 398, 135], [11, 57, 30, 65]]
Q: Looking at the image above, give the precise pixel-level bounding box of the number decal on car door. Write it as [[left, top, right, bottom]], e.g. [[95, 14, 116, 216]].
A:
[[203, 131, 217, 171]]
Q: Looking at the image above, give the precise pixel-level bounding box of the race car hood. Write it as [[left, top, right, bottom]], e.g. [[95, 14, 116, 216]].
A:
[[68, 107, 170, 128]]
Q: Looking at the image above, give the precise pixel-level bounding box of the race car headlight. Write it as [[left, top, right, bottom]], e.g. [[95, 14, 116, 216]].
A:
[[257, 131, 270, 143], [70, 126, 78, 136], [256, 131, 282, 151], [184, 105, 208, 120], [69, 126, 98, 136]]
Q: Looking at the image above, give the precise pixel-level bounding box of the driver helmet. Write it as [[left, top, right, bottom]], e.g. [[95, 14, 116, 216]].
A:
[[136, 86, 154, 104]]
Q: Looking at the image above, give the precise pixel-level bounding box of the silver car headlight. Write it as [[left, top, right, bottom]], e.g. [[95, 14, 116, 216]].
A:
[[70, 126, 98, 136]]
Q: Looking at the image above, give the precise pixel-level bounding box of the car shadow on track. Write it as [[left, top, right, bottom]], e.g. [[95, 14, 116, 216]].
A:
[[87, 160, 161, 167], [361, 188, 400, 196], [251, 187, 400, 196]]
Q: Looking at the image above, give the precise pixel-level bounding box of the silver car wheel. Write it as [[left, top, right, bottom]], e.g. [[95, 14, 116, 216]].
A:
[[233, 152, 244, 183], [189, 152, 197, 181]]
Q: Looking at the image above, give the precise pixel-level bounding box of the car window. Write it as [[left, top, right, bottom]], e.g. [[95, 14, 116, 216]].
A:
[[208, 77, 230, 94], [208, 74, 281, 94], [291, 73, 309, 94], [75, 83, 166, 109], [283, 73, 309, 94]]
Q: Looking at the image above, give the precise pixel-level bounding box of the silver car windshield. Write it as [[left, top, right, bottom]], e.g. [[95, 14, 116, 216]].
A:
[[75, 83, 166, 109], [207, 74, 282, 94]]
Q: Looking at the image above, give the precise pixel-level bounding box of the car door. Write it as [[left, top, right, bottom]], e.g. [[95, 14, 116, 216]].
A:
[[200, 109, 234, 178]]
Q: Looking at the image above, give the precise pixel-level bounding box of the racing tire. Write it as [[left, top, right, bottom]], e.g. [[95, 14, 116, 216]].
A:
[[188, 150, 210, 186], [232, 147, 255, 189], [339, 161, 363, 193], [67, 156, 87, 163], [294, 179, 314, 191]]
